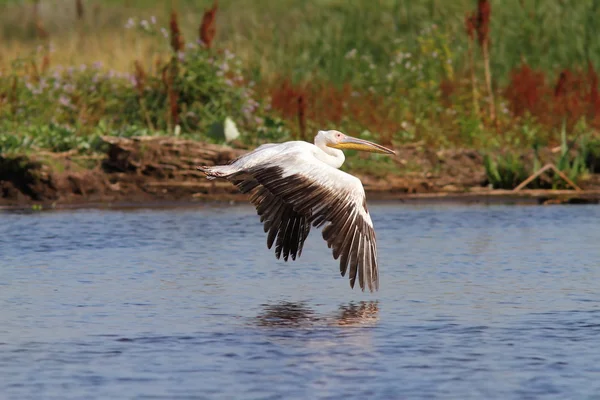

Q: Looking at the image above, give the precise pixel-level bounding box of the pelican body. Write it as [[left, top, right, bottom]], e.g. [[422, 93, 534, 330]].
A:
[[197, 130, 395, 292]]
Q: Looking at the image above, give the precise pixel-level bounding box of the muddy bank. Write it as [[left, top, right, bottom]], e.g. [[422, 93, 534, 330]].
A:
[[1, 136, 600, 209]]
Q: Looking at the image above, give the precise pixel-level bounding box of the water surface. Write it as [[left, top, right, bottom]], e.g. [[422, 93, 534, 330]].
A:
[[1, 204, 600, 399]]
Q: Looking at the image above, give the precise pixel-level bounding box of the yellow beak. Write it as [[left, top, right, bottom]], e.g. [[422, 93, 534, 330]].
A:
[[329, 136, 396, 155]]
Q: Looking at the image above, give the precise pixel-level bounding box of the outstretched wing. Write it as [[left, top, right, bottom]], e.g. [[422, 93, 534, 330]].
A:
[[228, 173, 311, 262], [226, 153, 378, 292]]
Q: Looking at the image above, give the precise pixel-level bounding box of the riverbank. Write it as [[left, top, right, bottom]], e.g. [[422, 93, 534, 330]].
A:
[[2, 136, 600, 211]]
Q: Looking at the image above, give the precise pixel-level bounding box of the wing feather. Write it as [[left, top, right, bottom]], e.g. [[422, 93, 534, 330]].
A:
[[237, 175, 310, 261], [223, 151, 379, 292]]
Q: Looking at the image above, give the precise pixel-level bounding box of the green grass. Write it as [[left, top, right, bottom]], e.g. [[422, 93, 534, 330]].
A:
[[3, 1, 599, 82], [483, 122, 600, 190]]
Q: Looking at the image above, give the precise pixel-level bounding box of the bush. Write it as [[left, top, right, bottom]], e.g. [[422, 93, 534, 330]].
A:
[[483, 153, 529, 190]]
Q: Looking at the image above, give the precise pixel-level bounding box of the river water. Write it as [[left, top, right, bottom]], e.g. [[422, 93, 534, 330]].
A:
[[1, 203, 599, 399]]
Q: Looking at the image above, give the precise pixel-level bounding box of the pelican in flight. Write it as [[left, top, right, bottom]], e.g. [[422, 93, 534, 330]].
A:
[[197, 130, 395, 292]]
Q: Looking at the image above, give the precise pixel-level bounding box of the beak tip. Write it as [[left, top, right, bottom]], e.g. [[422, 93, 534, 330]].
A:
[[338, 135, 396, 155]]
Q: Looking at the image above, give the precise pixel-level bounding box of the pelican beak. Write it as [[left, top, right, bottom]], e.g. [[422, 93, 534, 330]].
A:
[[330, 135, 396, 155]]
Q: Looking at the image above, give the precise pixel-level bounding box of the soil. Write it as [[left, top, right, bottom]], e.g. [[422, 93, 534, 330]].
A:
[[2, 136, 600, 210]]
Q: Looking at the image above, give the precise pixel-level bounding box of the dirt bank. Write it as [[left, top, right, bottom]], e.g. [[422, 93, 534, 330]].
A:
[[1, 136, 600, 209]]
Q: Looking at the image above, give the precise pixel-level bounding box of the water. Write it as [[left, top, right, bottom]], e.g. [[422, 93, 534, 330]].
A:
[[1, 203, 600, 399]]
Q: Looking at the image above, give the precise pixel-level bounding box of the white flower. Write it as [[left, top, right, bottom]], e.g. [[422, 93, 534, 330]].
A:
[[125, 18, 135, 29], [224, 49, 235, 60], [345, 49, 357, 60]]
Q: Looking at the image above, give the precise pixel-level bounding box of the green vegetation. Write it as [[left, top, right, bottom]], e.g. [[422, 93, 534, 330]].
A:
[[483, 122, 600, 189], [483, 153, 529, 190], [1, 0, 600, 188]]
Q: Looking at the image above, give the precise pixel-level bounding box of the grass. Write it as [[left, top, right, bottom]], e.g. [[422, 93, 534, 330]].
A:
[[1, 0, 600, 187], [3, 1, 599, 79]]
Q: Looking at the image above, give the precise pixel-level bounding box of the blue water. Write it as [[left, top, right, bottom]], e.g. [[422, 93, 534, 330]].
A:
[[1, 204, 600, 399]]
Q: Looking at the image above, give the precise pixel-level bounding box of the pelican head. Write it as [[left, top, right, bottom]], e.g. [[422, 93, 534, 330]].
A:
[[316, 130, 395, 155]]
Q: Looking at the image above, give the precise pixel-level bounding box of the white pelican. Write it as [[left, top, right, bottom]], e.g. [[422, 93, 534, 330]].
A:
[[197, 130, 395, 292]]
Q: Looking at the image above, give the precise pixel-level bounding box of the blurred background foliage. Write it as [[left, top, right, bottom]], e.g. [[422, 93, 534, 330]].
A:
[[1, 0, 600, 188]]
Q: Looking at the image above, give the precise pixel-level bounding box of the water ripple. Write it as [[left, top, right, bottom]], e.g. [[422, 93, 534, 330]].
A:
[[1, 204, 600, 399]]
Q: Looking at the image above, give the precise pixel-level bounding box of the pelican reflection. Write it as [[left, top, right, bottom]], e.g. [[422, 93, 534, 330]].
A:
[[335, 301, 380, 326], [255, 301, 379, 328]]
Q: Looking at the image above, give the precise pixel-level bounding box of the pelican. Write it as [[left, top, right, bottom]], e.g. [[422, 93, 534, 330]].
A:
[[197, 130, 395, 292]]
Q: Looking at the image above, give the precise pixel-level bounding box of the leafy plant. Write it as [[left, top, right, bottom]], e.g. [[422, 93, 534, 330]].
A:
[[483, 153, 529, 189], [251, 116, 291, 144], [582, 137, 600, 173], [553, 122, 588, 189]]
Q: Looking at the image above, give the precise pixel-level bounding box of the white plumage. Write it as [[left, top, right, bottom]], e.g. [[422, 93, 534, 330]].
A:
[[198, 130, 395, 292]]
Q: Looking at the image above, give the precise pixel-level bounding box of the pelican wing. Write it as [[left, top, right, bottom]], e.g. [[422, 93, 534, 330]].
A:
[[228, 173, 311, 262], [227, 155, 378, 292]]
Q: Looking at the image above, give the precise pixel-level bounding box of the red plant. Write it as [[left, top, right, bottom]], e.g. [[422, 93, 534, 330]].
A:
[[504, 62, 600, 130], [504, 64, 548, 117], [476, 0, 491, 47], [169, 10, 184, 53], [439, 79, 456, 108], [168, 86, 179, 126], [269, 78, 305, 121], [553, 69, 580, 127], [75, 0, 84, 20], [465, 12, 476, 41], [154, 56, 162, 75], [162, 64, 179, 126], [554, 69, 569, 98], [268, 78, 399, 144], [133, 60, 146, 94], [200, 1, 218, 49]]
